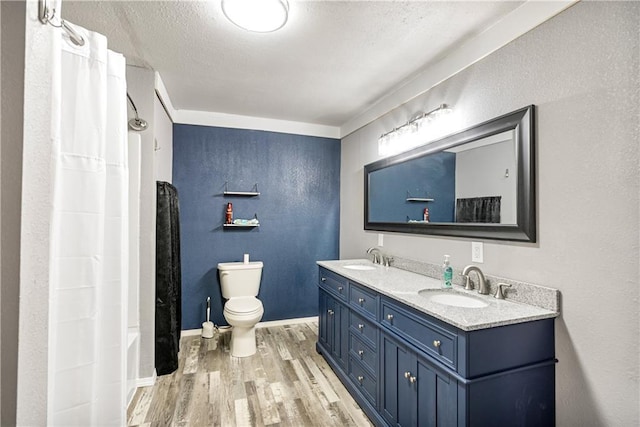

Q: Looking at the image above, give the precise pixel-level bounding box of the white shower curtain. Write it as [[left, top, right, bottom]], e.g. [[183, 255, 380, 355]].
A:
[[48, 23, 128, 425]]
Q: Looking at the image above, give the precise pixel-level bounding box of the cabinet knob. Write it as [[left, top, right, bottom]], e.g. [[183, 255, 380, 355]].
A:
[[433, 340, 441, 348], [357, 375, 364, 383], [358, 323, 364, 330], [337, 286, 343, 292], [327, 309, 334, 315], [358, 350, 364, 357], [409, 375, 417, 384], [321, 277, 326, 282], [404, 371, 411, 379], [386, 314, 394, 321], [358, 297, 365, 305]]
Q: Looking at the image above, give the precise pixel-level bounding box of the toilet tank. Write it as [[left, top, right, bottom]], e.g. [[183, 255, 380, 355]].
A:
[[217, 261, 263, 298]]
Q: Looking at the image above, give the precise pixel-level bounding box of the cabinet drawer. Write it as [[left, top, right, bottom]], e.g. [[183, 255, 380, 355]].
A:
[[350, 312, 378, 349], [349, 282, 378, 319], [349, 332, 377, 375], [319, 267, 347, 301], [382, 300, 457, 370], [349, 356, 377, 406]]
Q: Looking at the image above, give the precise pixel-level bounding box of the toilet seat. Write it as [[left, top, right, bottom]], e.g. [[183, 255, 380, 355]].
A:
[[224, 297, 263, 316]]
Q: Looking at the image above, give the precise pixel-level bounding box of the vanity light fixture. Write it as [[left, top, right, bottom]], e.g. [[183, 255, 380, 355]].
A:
[[378, 104, 453, 156], [222, 0, 289, 33]]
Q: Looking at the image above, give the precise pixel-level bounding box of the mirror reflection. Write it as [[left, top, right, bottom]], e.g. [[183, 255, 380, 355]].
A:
[[368, 130, 516, 225]]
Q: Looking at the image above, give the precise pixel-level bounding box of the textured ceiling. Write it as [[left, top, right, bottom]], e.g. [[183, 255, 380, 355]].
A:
[[62, 1, 523, 127]]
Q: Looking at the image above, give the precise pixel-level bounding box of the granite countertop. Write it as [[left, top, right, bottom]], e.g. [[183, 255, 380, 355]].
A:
[[317, 259, 559, 332]]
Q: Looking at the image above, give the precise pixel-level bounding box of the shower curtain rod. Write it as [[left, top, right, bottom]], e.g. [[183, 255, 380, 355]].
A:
[[39, 0, 85, 47]]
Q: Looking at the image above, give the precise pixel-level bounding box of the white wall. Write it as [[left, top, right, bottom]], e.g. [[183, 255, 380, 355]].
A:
[[128, 134, 141, 330], [454, 140, 516, 224], [126, 66, 157, 381], [341, 2, 639, 425], [154, 94, 173, 183], [2, 2, 28, 424], [126, 132, 141, 403], [13, 1, 54, 424]]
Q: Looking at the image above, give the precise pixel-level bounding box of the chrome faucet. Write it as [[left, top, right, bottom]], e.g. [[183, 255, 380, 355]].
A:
[[381, 254, 394, 267], [366, 247, 393, 266], [366, 247, 382, 264], [462, 265, 489, 295]]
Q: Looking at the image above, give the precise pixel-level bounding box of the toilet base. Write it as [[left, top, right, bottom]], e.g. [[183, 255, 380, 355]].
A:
[[230, 326, 257, 357]]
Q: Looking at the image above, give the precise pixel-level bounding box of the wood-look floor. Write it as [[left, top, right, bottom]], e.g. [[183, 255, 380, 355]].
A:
[[127, 321, 372, 426]]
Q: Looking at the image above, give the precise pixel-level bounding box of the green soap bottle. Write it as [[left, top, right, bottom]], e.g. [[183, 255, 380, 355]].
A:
[[442, 255, 453, 288]]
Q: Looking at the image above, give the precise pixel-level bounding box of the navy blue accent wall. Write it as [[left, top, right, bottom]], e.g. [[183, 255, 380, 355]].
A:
[[173, 125, 341, 330], [369, 151, 456, 222]]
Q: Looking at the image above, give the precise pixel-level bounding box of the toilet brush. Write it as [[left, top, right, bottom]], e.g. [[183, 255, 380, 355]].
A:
[[202, 297, 215, 338]]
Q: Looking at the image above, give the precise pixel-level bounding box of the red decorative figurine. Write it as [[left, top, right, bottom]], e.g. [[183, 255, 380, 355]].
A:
[[226, 203, 233, 224]]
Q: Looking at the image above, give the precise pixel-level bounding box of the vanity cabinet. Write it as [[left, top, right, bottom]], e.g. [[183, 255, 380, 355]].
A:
[[317, 266, 556, 427]]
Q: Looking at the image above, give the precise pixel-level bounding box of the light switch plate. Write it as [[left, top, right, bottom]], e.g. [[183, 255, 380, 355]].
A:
[[472, 242, 484, 263], [378, 233, 384, 247]]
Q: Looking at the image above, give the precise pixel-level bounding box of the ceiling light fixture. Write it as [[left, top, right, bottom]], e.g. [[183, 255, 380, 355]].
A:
[[378, 104, 453, 156], [222, 0, 289, 33]]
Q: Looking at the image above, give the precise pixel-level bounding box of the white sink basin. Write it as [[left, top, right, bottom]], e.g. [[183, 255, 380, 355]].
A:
[[343, 264, 377, 271], [418, 289, 489, 308]]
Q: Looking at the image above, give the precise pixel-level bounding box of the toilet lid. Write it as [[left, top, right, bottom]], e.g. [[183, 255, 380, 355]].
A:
[[225, 297, 262, 314]]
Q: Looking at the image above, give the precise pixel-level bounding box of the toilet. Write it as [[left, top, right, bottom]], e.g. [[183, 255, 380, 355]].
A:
[[217, 261, 264, 357]]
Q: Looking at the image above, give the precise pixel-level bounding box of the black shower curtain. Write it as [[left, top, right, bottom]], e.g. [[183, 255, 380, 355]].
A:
[[456, 196, 501, 223], [155, 181, 182, 376]]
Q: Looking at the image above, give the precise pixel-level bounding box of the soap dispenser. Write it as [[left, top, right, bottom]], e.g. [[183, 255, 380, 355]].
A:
[[442, 255, 453, 288]]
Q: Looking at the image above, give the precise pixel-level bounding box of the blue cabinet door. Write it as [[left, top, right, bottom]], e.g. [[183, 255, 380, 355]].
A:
[[382, 335, 400, 424], [397, 345, 414, 427], [383, 333, 458, 427], [320, 289, 348, 369], [328, 296, 347, 368], [318, 290, 329, 349], [415, 355, 457, 427], [382, 335, 414, 426]]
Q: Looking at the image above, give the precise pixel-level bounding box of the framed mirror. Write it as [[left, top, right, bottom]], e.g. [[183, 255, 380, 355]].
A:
[[364, 105, 535, 242]]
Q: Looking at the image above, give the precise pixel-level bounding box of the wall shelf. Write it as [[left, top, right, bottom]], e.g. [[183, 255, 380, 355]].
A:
[[223, 224, 259, 229], [405, 191, 433, 202], [406, 197, 434, 202], [224, 191, 260, 196], [223, 183, 260, 227], [224, 182, 260, 196], [223, 213, 260, 229]]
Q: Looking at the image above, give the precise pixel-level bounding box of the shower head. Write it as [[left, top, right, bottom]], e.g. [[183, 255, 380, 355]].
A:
[[126, 93, 148, 132]]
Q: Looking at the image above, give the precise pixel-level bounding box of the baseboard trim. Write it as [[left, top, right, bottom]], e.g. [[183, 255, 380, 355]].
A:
[[180, 316, 319, 337], [255, 316, 318, 329], [181, 328, 204, 337], [136, 370, 157, 388]]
